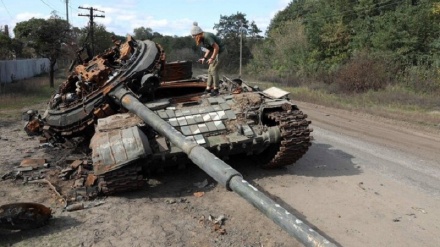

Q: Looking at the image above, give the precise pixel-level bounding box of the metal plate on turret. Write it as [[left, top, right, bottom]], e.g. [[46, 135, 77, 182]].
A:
[[194, 134, 206, 144], [206, 122, 217, 131], [202, 113, 211, 121], [225, 110, 237, 120], [157, 110, 168, 119], [207, 98, 218, 105], [145, 98, 170, 110], [177, 117, 187, 126], [168, 118, 178, 127], [189, 125, 201, 134], [157, 101, 237, 139], [180, 126, 191, 135], [213, 105, 222, 111], [193, 114, 203, 123], [91, 126, 152, 175], [219, 103, 231, 110], [217, 111, 227, 120], [209, 112, 220, 121], [263, 87, 290, 99], [214, 121, 226, 130], [216, 97, 226, 104], [185, 115, 196, 125], [165, 109, 175, 118], [198, 124, 209, 133], [181, 109, 192, 116], [95, 113, 143, 132]]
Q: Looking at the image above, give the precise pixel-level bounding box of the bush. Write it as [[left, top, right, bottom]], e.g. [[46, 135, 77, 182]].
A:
[[333, 53, 390, 93], [399, 66, 440, 94]]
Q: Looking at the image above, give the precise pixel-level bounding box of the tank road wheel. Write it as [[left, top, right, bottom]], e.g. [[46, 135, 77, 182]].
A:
[[257, 110, 312, 169]]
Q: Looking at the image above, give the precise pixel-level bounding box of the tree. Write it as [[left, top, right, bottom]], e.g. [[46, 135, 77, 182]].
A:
[[14, 13, 71, 87], [0, 33, 12, 59], [213, 12, 262, 72], [77, 24, 116, 56], [267, 0, 313, 35], [92, 24, 116, 54], [248, 20, 311, 79], [133, 27, 153, 40]]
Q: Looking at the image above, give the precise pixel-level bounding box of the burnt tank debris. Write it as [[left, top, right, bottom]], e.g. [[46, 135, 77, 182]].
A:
[[0, 203, 52, 231], [24, 35, 313, 194], [20, 35, 336, 246]]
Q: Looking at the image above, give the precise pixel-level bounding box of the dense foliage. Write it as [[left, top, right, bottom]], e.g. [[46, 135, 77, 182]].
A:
[[14, 13, 71, 87], [213, 12, 263, 72], [249, 0, 440, 93], [4, 2, 439, 93]]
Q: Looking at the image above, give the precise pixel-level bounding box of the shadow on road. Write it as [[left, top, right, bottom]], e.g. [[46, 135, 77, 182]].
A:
[[227, 142, 361, 181], [288, 142, 361, 177], [121, 141, 360, 201], [0, 215, 81, 246]]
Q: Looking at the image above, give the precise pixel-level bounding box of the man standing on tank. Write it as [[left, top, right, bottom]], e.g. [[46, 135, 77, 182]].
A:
[[191, 22, 225, 96]]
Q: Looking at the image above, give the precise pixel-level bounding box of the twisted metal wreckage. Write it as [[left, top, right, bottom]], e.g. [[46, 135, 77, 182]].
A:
[[13, 35, 335, 246]]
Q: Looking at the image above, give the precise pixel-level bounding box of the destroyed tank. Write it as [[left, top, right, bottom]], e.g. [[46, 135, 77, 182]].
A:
[[21, 36, 338, 246], [25, 35, 313, 195]]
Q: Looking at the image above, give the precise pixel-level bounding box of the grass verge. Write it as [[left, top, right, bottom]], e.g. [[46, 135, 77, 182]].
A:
[[0, 71, 65, 120], [247, 79, 440, 130]]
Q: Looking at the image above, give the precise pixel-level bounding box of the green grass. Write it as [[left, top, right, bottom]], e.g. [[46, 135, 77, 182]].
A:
[[0, 71, 65, 120], [248, 79, 440, 129]]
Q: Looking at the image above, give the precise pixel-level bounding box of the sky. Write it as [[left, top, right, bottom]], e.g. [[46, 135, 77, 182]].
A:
[[0, 0, 291, 37]]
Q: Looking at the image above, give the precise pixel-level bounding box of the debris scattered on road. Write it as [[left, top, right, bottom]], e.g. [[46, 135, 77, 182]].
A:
[[15, 166, 33, 172], [406, 213, 417, 219], [205, 214, 227, 235], [65, 202, 84, 212], [193, 192, 205, 198], [20, 158, 46, 169], [358, 182, 366, 190], [209, 214, 226, 225], [412, 207, 427, 214], [28, 179, 66, 207], [1, 171, 21, 180], [65, 200, 105, 212], [39, 143, 54, 148], [198, 214, 228, 235], [165, 198, 177, 204]]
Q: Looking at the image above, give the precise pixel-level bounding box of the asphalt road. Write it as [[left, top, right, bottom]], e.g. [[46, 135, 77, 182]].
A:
[[269, 102, 440, 246]]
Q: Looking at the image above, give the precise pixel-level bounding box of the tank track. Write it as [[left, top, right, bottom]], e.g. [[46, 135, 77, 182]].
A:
[[97, 164, 145, 195], [262, 110, 312, 168]]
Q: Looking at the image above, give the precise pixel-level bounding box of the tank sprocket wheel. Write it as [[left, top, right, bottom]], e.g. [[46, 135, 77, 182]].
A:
[[260, 110, 312, 169], [97, 164, 145, 195]]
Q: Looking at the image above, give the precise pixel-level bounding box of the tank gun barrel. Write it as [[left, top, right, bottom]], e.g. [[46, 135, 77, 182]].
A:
[[109, 87, 336, 247]]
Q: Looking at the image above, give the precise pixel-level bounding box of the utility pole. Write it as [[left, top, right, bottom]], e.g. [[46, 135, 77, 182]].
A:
[[65, 0, 69, 25], [78, 6, 105, 56], [238, 21, 246, 78]]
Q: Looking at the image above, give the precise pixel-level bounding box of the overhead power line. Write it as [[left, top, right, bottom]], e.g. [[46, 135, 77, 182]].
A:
[[1, 0, 13, 18], [40, 0, 59, 14]]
